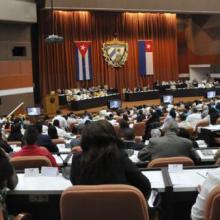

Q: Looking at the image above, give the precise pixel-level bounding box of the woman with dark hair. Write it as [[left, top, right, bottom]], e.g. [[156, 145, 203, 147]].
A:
[[118, 119, 130, 138], [7, 123, 23, 142], [47, 125, 58, 139], [70, 120, 151, 198]]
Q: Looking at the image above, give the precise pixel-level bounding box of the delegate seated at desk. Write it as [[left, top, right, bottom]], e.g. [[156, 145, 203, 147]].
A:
[[138, 127, 195, 161], [12, 126, 58, 167], [70, 120, 151, 198], [191, 167, 220, 220]]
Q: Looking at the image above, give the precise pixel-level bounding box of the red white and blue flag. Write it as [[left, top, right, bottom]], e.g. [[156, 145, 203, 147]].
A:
[[138, 40, 154, 76], [75, 41, 93, 80]]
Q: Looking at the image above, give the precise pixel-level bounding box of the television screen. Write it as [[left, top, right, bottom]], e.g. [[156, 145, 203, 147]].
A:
[[162, 95, 173, 104], [108, 100, 121, 110], [27, 107, 41, 116], [207, 91, 216, 99]]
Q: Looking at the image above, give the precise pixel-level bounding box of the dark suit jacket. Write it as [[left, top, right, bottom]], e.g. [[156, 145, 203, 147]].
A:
[[0, 150, 18, 190], [70, 153, 151, 198], [123, 140, 145, 150], [7, 132, 23, 143], [36, 134, 59, 153], [138, 131, 194, 161], [0, 140, 13, 153]]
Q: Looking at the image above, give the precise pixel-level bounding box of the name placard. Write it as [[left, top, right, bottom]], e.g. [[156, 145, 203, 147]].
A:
[[168, 164, 183, 173], [24, 168, 40, 177]]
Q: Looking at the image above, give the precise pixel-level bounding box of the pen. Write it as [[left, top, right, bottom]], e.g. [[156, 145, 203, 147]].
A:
[[196, 172, 207, 179]]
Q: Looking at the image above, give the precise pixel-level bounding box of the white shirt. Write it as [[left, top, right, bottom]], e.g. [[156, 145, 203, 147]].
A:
[[186, 113, 201, 129], [191, 168, 220, 220], [54, 126, 72, 139], [52, 115, 67, 130]]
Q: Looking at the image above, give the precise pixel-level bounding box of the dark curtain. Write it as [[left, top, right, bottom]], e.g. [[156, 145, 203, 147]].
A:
[[38, 11, 178, 97]]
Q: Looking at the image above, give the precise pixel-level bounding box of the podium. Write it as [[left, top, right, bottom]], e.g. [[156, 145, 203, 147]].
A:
[[43, 94, 59, 115]]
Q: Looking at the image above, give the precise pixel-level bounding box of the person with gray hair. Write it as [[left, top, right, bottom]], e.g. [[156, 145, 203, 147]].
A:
[[138, 125, 195, 162]]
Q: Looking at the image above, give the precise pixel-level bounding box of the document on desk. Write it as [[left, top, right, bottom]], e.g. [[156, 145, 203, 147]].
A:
[[142, 171, 165, 191], [57, 144, 71, 153], [12, 174, 72, 195], [170, 173, 192, 186], [129, 151, 141, 163], [203, 125, 220, 131], [169, 169, 209, 192]]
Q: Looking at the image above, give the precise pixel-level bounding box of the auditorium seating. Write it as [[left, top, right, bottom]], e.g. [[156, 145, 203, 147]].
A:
[[133, 122, 145, 137], [11, 156, 52, 170], [60, 185, 149, 220], [204, 186, 220, 220], [7, 141, 22, 146], [147, 156, 194, 168], [194, 119, 210, 134]]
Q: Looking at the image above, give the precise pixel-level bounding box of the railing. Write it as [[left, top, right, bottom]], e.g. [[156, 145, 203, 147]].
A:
[[7, 102, 25, 118]]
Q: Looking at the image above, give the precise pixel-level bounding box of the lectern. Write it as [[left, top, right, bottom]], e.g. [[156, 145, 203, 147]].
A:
[[43, 94, 59, 115]]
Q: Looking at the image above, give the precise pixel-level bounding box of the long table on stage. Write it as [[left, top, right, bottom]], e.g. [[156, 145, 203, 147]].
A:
[[69, 93, 120, 110], [125, 87, 220, 101]]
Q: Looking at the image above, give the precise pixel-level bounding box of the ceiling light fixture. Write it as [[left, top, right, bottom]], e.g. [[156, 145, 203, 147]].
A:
[[45, 0, 64, 43]]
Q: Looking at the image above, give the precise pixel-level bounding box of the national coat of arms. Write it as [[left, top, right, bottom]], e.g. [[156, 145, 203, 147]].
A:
[[102, 38, 128, 68]]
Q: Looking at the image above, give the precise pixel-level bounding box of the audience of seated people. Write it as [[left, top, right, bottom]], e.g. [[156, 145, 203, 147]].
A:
[[1, 96, 220, 219], [35, 122, 59, 153], [122, 127, 145, 150], [12, 126, 58, 167], [7, 123, 23, 143], [62, 85, 118, 102]]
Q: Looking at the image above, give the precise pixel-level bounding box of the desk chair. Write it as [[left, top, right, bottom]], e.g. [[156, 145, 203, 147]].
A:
[[148, 156, 194, 168], [13, 213, 32, 220], [0, 211, 32, 220], [204, 186, 220, 220], [194, 119, 210, 134], [0, 210, 3, 220], [11, 156, 52, 170], [60, 185, 149, 220], [215, 157, 220, 165], [133, 122, 145, 137], [184, 127, 194, 138], [7, 141, 22, 146], [215, 117, 220, 125]]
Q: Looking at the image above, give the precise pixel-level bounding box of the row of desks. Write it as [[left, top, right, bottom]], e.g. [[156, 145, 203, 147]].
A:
[[7, 166, 218, 220], [125, 87, 220, 101], [9, 167, 213, 195], [63, 87, 220, 110], [69, 93, 120, 110]]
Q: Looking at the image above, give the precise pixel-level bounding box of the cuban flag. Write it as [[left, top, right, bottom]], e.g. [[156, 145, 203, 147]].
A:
[[138, 40, 154, 76], [75, 41, 93, 80]]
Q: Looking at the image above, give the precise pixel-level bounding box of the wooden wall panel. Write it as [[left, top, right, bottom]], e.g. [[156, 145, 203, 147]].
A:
[[0, 60, 33, 89], [0, 75, 33, 89]]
